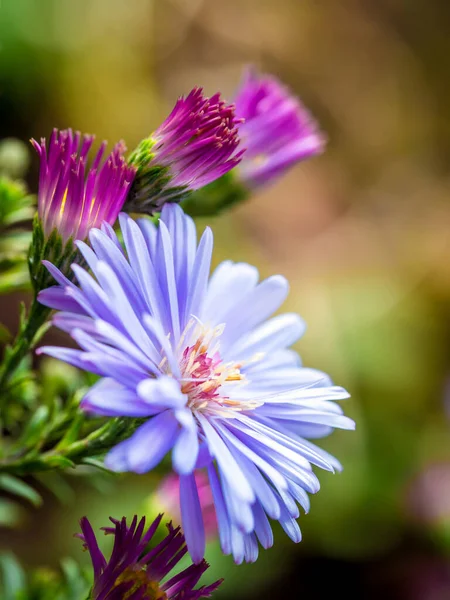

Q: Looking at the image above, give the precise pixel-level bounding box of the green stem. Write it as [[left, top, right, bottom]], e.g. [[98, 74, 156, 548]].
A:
[[0, 296, 50, 404]]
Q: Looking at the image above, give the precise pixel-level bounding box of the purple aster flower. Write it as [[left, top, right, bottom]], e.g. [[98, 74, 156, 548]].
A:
[[77, 514, 222, 599], [127, 89, 244, 214], [234, 69, 326, 187], [31, 128, 136, 242], [38, 204, 354, 564]]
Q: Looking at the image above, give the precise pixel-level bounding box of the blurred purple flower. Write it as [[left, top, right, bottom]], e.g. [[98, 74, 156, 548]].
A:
[[234, 69, 326, 187], [31, 128, 136, 242], [38, 204, 354, 564], [156, 473, 218, 542], [77, 514, 221, 600]]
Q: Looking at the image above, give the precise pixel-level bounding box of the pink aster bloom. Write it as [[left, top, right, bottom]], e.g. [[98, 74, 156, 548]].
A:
[[31, 128, 136, 242]]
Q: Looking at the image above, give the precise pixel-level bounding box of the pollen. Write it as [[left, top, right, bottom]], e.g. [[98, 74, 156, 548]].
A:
[[177, 320, 247, 413]]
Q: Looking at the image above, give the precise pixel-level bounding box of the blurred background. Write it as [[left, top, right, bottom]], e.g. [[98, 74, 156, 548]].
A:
[[1, 0, 450, 597]]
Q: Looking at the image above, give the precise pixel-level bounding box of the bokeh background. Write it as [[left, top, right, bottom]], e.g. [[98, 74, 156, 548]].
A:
[[1, 0, 450, 598]]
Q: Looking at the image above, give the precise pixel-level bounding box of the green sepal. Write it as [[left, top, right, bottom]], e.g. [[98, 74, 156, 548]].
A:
[[28, 216, 75, 294], [126, 136, 189, 214]]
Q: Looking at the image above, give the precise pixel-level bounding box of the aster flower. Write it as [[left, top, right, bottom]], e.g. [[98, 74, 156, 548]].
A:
[[155, 473, 218, 542], [234, 69, 326, 187], [77, 514, 221, 599], [31, 128, 136, 242], [126, 88, 244, 214], [38, 204, 354, 564]]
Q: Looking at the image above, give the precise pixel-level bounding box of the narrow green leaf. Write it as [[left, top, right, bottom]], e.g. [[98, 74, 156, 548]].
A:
[[0, 474, 42, 507], [30, 321, 51, 347], [60, 558, 90, 600], [0, 553, 26, 600], [14, 405, 50, 450], [55, 413, 84, 450], [0, 323, 11, 343], [80, 457, 112, 473]]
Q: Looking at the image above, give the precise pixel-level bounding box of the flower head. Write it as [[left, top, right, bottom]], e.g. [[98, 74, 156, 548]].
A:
[[38, 205, 354, 564], [234, 69, 326, 187], [31, 128, 136, 242], [127, 89, 244, 214], [77, 514, 221, 600]]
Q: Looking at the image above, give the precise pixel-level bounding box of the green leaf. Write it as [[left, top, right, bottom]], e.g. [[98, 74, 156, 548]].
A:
[[0, 474, 42, 507], [54, 413, 85, 450], [0, 323, 11, 343], [30, 321, 51, 347], [60, 558, 90, 600], [0, 553, 26, 600], [14, 405, 50, 451], [0, 177, 34, 228], [80, 457, 112, 473]]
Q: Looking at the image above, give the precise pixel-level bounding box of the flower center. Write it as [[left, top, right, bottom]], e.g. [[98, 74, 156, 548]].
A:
[[177, 322, 246, 412], [114, 568, 167, 600]]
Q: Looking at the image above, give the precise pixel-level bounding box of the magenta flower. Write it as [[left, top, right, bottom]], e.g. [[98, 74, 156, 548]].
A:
[[31, 129, 136, 242], [127, 89, 244, 213], [234, 69, 326, 187], [152, 88, 243, 190], [77, 514, 222, 600]]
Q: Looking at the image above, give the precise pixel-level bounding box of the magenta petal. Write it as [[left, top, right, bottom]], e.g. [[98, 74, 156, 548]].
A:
[[31, 129, 136, 242], [234, 68, 326, 187]]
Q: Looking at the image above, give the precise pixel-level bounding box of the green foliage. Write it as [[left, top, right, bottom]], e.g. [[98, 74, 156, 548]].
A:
[[0, 178, 34, 229], [0, 554, 91, 600], [0, 219, 85, 409], [0, 356, 137, 513], [0, 176, 35, 295]]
